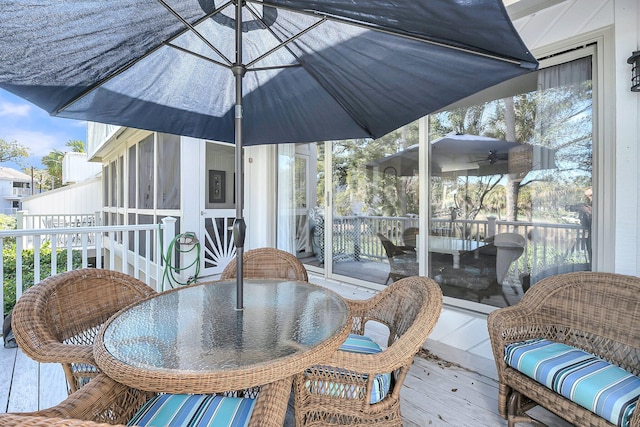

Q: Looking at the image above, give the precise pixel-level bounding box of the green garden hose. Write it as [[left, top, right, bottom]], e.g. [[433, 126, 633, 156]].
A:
[[160, 229, 201, 289]]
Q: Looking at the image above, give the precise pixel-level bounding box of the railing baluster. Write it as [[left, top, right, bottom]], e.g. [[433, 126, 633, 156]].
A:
[[96, 230, 103, 268], [122, 228, 129, 276], [34, 235, 41, 285], [109, 231, 116, 270], [16, 236, 23, 301], [81, 233, 88, 268], [51, 232, 57, 275], [146, 229, 153, 289], [66, 232, 73, 271], [134, 229, 140, 280]]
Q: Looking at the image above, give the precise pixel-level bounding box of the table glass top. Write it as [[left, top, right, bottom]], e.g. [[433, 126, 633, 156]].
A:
[[428, 236, 485, 251], [102, 279, 349, 372]]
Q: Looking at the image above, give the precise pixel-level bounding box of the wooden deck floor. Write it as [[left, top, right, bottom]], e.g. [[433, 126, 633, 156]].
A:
[[1, 276, 570, 426], [1, 342, 505, 425], [2, 341, 571, 426]]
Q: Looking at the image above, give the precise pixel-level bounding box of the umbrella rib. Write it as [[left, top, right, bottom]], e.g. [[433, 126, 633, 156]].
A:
[[253, 0, 533, 67], [157, 0, 234, 67], [248, 64, 302, 72], [243, 2, 375, 136], [54, 2, 234, 114], [244, 7, 326, 69], [165, 42, 232, 70]]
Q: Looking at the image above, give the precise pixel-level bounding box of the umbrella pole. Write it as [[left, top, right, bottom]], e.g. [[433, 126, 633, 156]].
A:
[[233, 0, 247, 310]]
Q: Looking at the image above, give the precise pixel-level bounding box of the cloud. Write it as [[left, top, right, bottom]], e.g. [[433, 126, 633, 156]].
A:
[[0, 101, 31, 117], [7, 129, 65, 157]]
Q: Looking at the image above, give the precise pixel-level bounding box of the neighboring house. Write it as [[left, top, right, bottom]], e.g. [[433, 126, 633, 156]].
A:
[[21, 152, 102, 216], [21, 0, 640, 358], [0, 167, 32, 215]]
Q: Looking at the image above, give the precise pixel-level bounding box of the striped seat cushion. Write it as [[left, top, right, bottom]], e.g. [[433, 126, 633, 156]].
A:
[[306, 334, 391, 404], [505, 338, 640, 427], [127, 394, 255, 427]]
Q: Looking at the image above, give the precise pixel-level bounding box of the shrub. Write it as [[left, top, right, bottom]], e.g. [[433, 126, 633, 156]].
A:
[[3, 241, 83, 314]]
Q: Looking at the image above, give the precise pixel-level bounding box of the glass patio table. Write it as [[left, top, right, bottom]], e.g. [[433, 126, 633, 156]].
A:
[[94, 279, 351, 394]]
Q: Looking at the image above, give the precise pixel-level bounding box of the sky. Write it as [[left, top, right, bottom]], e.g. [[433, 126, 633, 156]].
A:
[[0, 88, 87, 170]]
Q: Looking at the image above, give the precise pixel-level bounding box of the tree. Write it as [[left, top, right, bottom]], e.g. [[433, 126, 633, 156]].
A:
[[41, 149, 64, 189], [41, 140, 86, 189], [22, 167, 54, 192], [66, 139, 85, 153], [0, 138, 30, 165]]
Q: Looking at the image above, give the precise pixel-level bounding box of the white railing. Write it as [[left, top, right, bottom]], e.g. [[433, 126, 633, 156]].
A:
[[12, 188, 31, 197], [315, 214, 589, 282], [17, 211, 102, 249], [1, 217, 177, 322]]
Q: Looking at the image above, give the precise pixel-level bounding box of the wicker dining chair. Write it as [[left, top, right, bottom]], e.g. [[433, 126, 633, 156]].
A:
[[293, 276, 443, 426], [220, 247, 308, 281], [11, 268, 156, 393], [0, 373, 292, 427]]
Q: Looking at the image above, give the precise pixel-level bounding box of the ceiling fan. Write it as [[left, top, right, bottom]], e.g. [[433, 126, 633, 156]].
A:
[[470, 150, 509, 165]]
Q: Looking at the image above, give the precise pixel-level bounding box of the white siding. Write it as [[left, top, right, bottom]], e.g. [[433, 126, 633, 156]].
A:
[[21, 177, 102, 215], [62, 152, 102, 185]]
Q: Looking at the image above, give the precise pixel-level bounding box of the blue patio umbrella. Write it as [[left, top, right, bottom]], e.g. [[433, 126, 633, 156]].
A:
[[0, 0, 537, 309]]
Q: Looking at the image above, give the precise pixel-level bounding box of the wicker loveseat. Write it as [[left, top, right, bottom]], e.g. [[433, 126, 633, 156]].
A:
[[488, 272, 640, 427]]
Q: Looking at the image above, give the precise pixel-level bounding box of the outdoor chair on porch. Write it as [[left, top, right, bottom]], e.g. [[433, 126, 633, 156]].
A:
[[435, 233, 524, 306], [292, 276, 443, 426], [11, 268, 156, 393], [0, 373, 292, 427], [220, 247, 309, 281], [377, 233, 418, 285], [488, 272, 640, 427]]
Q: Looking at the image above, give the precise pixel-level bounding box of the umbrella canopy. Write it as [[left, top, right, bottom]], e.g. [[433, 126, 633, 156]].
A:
[[0, 0, 538, 308], [367, 133, 556, 177]]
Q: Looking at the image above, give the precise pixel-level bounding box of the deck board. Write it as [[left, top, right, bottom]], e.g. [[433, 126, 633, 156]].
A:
[[7, 349, 40, 413], [0, 346, 16, 412], [38, 362, 67, 409]]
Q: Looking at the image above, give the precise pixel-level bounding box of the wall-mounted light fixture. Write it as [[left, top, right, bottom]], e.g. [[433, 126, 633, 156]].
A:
[[628, 51, 640, 92]]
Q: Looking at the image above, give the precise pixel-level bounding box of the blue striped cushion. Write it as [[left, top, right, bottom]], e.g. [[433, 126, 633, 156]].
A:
[[340, 334, 384, 354], [505, 338, 640, 427], [305, 334, 391, 404], [340, 334, 391, 403], [127, 394, 255, 427]]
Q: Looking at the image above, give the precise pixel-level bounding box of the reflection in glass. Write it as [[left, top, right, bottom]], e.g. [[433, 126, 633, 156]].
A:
[[428, 55, 593, 307]]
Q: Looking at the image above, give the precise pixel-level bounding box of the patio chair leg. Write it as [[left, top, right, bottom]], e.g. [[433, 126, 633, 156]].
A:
[[507, 390, 545, 427]]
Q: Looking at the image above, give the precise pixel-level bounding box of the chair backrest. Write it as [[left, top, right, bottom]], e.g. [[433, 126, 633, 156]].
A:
[[402, 227, 419, 248], [220, 247, 308, 281], [361, 276, 443, 351], [11, 268, 156, 362], [494, 232, 526, 284], [377, 233, 409, 259]]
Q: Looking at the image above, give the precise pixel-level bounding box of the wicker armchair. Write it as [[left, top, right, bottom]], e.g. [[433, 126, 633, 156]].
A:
[[488, 272, 640, 427], [220, 247, 308, 281], [293, 276, 443, 426], [11, 268, 156, 393], [0, 373, 292, 427]]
